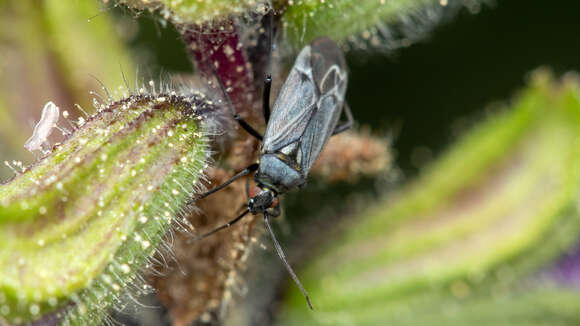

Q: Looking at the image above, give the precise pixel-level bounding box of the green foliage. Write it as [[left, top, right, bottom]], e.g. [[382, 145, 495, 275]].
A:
[[278, 71, 580, 325], [280, 0, 442, 46], [118, 0, 475, 49], [0, 94, 209, 325], [118, 0, 270, 25]]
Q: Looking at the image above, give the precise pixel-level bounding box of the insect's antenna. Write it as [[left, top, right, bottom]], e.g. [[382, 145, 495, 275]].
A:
[[198, 208, 250, 239], [264, 212, 313, 310], [210, 66, 238, 118]]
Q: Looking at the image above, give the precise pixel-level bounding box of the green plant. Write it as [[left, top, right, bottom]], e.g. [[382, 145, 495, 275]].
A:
[[2, 1, 580, 325]]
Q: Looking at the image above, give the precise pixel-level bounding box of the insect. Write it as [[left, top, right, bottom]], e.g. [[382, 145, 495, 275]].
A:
[[197, 36, 353, 310], [24, 101, 60, 152]]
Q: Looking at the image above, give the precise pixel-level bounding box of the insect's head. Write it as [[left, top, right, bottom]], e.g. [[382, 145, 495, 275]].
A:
[[248, 186, 278, 215]]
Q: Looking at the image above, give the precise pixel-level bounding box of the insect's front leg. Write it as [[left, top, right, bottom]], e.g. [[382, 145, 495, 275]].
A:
[[332, 102, 354, 136]]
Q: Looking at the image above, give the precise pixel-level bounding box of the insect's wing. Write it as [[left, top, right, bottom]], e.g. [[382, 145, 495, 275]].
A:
[[262, 37, 347, 174], [310, 38, 348, 97], [300, 38, 348, 172], [261, 45, 318, 153]]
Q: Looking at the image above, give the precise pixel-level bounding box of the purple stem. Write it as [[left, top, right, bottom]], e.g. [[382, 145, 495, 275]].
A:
[[182, 20, 257, 115]]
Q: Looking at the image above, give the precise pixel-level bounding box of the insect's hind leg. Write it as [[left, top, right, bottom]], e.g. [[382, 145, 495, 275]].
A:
[[190, 163, 259, 203], [332, 102, 354, 135]]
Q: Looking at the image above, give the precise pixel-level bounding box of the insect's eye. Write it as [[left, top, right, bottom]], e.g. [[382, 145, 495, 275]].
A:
[[248, 186, 262, 198]]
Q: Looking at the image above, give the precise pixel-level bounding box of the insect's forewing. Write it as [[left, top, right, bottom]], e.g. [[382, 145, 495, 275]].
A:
[[300, 38, 347, 172], [261, 37, 347, 175], [261, 45, 317, 153]]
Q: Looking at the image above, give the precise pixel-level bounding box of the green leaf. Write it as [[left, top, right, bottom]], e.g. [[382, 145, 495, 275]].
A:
[[0, 94, 211, 325], [278, 70, 580, 325], [280, 0, 479, 47]]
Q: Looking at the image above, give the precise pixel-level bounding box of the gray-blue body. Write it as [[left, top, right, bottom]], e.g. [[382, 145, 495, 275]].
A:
[[254, 37, 348, 197]]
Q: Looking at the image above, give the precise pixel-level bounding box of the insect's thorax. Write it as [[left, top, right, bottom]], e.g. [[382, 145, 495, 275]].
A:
[[255, 153, 305, 194]]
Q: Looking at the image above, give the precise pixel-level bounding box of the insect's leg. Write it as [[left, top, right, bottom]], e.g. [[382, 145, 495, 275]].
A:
[[232, 110, 264, 141], [262, 75, 272, 123], [198, 208, 250, 239], [262, 9, 274, 124], [264, 212, 313, 310], [211, 67, 264, 141], [192, 163, 259, 202], [332, 102, 354, 135]]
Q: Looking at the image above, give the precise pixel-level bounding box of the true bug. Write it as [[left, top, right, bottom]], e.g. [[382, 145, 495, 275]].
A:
[[197, 36, 353, 310]]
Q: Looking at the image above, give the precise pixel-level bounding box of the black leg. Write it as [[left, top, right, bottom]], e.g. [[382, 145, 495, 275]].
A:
[[198, 208, 250, 239], [211, 67, 264, 141], [332, 102, 354, 135], [190, 163, 259, 203], [260, 9, 274, 125], [264, 212, 313, 310], [263, 75, 272, 124], [234, 115, 263, 141]]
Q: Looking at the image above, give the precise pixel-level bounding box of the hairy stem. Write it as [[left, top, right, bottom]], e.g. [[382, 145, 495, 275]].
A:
[[0, 93, 211, 325]]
